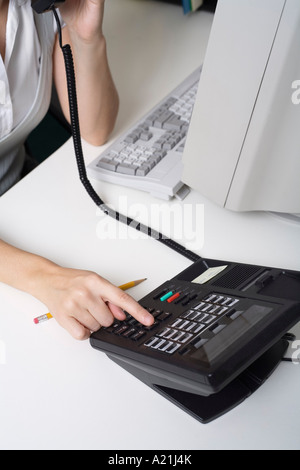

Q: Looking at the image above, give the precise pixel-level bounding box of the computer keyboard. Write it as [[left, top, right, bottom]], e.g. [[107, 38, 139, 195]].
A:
[[87, 68, 201, 200], [90, 257, 300, 423]]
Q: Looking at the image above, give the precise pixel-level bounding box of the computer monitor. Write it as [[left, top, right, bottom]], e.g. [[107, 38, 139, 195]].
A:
[[182, 0, 300, 216]]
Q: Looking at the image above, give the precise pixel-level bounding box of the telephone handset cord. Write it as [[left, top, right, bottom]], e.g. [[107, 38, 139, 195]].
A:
[[52, 8, 201, 264]]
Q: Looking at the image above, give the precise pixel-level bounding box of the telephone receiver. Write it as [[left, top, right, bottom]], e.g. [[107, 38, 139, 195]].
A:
[[31, 0, 65, 14]]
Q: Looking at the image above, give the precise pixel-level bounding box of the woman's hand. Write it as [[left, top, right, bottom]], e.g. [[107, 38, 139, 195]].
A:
[[34, 265, 154, 340], [58, 0, 105, 44], [53, 0, 119, 146]]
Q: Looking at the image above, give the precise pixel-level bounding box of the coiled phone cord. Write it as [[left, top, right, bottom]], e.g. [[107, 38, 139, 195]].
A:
[[52, 8, 201, 264]]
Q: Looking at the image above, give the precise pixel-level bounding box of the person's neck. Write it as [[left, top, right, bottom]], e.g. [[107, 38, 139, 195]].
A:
[[0, 0, 9, 62], [0, 0, 9, 10]]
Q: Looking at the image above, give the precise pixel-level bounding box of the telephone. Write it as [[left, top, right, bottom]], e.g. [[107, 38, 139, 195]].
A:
[[31, 0, 65, 14]]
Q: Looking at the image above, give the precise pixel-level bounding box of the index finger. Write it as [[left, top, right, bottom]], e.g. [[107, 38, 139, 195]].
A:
[[104, 284, 154, 326]]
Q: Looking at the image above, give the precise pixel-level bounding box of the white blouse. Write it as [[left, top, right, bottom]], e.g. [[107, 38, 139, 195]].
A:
[[0, 0, 41, 140], [0, 0, 56, 195]]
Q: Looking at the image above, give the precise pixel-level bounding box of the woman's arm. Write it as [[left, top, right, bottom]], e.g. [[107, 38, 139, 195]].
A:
[[53, 0, 119, 146], [0, 239, 153, 340]]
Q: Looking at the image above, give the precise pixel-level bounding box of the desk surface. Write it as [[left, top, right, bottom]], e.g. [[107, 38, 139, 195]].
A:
[[1, 0, 300, 450]]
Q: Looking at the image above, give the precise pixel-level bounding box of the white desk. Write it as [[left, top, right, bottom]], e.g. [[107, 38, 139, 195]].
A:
[[1, 0, 300, 450]]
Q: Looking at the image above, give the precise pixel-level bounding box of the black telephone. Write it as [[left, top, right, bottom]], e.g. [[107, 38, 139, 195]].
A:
[[31, 0, 65, 14]]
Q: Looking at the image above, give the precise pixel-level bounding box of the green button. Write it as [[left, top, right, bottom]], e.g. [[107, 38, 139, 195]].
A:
[[160, 291, 173, 302]]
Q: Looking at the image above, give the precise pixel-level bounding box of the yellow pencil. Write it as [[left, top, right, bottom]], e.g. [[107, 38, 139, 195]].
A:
[[33, 278, 147, 324], [118, 278, 147, 291], [33, 312, 53, 324]]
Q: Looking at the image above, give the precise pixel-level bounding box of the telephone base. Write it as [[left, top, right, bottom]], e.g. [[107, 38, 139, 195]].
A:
[[108, 339, 288, 423]]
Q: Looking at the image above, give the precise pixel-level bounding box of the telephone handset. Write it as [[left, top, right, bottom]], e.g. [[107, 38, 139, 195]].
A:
[[31, 0, 65, 14]]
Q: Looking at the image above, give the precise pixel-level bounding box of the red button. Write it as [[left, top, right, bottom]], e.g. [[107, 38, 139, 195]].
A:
[[167, 292, 180, 303]]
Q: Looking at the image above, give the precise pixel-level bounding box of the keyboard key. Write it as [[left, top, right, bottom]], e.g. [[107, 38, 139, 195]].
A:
[[163, 116, 185, 131], [160, 291, 174, 302], [136, 165, 150, 176], [157, 341, 174, 352], [193, 302, 205, 310], [227, 298, 239, 307], [131, 330, 146, 341], [154, 150, 167, 159], [210, 323, 226, 334], [114, 325, 129, 335], [122, 327, 138, 338], [179, 333, 193, 343], [152, 310, 164, 319], [116, 163, 138, 175], [227, 310, 243, 320], [144, 337, 160, 348], [215, 306, 228, 316], [209, 305, 221, 314], [144, 113, 159, 127], [182, 321, 197, 332], [162, 329, 178, 340], [201, 313, 216, 324], [170, 318, 183, 328], [146, 307, 155, 314], [126, 135, 139, 144], [144, 321, 159, 331], [97, 158, 118, 171], [140, 131, 153, 141], [153, 290, 168, 300], [152, 339, 169, 350], [187, 311, 203, 321], [191, 337, 208, 349], [163, 342, 181, 354], [106, 321, 121, 333], [189, 323, 205, 334], [203, 294, 218, 303], [176, 142, 185, 153], [153, 139, 164, 149], [176, 320, 190, 330], [171, 331, 186, 342], [167, 292, 180, 303], [214, 295, 225, 303], [158, 327, 171, 337], [202, 303, 215, 312], [175, 294, 187, 304], [156, 312, 171, 322]]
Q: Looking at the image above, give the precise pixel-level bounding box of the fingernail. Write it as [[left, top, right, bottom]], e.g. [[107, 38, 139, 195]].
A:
[[144, 313, 154, 325]]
